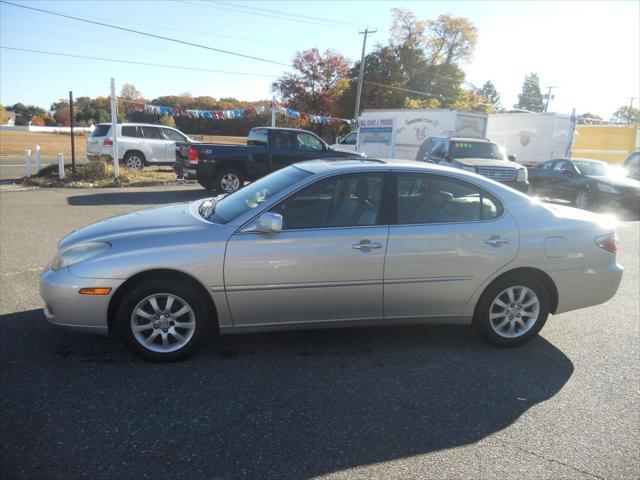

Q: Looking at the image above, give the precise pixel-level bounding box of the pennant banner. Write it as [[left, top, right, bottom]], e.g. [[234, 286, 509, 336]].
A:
[[129, 101, 354, 125]]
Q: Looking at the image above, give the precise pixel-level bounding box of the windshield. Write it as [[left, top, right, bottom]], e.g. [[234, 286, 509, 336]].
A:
[[573, 160, 617, 177], [200, 166, 311, 224], [450, 141, 505, 160]]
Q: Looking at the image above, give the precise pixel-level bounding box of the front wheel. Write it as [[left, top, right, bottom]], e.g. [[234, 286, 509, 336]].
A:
[[116, 280, 212, 361], [574, 188, 592, 210], [215, 168, 244, 194], [474, 274, 550, 347]]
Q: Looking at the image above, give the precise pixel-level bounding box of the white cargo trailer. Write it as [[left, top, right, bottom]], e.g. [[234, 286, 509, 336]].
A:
[[486, 112, 573, 166], [357, 109, 488, 160]]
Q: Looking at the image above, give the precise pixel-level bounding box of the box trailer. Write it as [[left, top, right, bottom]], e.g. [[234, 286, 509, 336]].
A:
[[357, 109, 488, 160], [486, 112, 573, 165], [572, 125, 640, 164]]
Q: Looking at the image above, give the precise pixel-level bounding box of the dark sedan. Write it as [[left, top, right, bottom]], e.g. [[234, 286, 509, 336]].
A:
[[529, 158, 640, 210]]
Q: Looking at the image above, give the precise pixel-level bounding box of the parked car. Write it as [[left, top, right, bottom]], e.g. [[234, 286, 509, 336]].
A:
[[420, 136, 530, 193], [623, 151, 639, 180], [528, 158, 640, 210], [331, 131, 358, 152], [174, 127, 364, 193], [41, 159, 623, 361], [87, 123, 195, 169]]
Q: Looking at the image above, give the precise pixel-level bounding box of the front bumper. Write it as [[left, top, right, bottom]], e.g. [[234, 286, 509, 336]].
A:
[[39, 267, 125, 335], [548, 262, 623, 314]]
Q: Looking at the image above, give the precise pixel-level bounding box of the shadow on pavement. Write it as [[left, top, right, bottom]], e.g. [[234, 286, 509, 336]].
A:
[[67, 187, 210, 206], [1, 309, 574, 479]]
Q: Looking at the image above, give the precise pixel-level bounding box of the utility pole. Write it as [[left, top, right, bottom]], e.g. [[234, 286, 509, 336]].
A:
[[69, 91, 76, 178], [544, 86, 556, 112], [627, 97, 637, 124], [354, 27, 376, 121]]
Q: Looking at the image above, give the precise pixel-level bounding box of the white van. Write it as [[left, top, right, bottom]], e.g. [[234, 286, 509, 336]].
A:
[[86, 123, 195, 169]]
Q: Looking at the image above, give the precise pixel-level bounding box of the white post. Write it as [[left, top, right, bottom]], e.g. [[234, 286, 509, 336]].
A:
[[34, 145, 41, 174], [110, 77, 120, 178], [24, 149, 32, 177], [57, 153, 65, 179], [271, 96, 276, 127]]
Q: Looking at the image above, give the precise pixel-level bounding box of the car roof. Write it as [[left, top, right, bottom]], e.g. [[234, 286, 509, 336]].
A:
[[552, 158, 605, 164], [296, 158, 464, 174], [95, 123, 176, 128]]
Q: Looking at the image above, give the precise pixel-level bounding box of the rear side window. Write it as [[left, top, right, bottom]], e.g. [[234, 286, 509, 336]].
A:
[[273, 132, 294, 150], [121, 126, 139, 137], [396, 173, 503, 224], [91, 125, 111, 137], [247, 129, 268, 146], [141, 126, 162, 139]]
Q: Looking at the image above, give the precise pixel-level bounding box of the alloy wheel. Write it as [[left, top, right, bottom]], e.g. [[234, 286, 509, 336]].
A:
[[125, 156, 143, 169], [575, 191, 590, 209], [489, 286, 540, 338], [220, 173, 240, 192], [130, 293, 196, 353]]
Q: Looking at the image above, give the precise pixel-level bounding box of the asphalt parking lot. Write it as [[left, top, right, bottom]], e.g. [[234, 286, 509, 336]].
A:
[[1, 185, 638, 480]]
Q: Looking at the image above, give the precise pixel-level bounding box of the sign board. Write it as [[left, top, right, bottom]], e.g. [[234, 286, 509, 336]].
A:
[[357, 117, 396, 159]]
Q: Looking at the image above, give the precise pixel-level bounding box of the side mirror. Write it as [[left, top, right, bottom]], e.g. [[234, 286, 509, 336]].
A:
[[336, 135, 343, 144], [507, 154, 516, 162], [252, 212, 283, 233]]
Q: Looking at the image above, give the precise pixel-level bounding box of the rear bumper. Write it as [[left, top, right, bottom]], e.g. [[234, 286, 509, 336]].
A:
[[39, 267, 124, 335], [548, 262, 623, 314]]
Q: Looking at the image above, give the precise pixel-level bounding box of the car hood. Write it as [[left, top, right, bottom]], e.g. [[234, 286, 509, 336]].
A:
[[58, 203, 208, 250], [457, 158, 524, 168], [585, 175, 640, 189]]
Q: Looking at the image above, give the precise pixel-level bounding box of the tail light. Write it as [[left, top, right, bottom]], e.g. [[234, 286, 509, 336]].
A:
[[103, 138, 113, 146], [595, 233, 618, 253], [188, 147, 199, 164]]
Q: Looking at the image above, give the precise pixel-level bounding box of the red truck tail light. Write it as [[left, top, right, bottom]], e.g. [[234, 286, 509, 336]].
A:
[[188, 147, 199, 164], [595, 233, 618, 253], [103, 138, 113, 146]]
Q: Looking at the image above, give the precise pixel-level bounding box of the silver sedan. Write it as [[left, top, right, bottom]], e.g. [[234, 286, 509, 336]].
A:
[[40, 160, 623, 361]]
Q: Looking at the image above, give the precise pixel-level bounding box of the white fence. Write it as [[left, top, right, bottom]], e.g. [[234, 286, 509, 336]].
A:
[[0, 125, 94, 133]]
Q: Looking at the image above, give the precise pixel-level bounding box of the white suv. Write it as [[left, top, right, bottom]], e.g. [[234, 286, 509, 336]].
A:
[[86, 123, 194, 169]]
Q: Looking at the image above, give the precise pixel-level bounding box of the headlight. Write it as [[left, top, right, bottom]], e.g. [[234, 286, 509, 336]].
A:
[[517, 168, 528, 182], [50, 242, 111, 271], [461, 165, 476, 173], [597, 183, 619, 194]]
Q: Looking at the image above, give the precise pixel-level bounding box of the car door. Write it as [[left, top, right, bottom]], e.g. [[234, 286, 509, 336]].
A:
[[224, 172, 389, 327], [269, 131, 299, 171], [140, 126, 166, 163], [529, 160, 555, 195], [550, 160, 580, 200], [384, 172, 519, 319], [161, 127, 187, 162]]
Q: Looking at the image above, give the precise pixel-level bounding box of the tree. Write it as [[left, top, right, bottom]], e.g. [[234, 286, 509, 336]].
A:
[[0, 105, 10, 124], [514, 74, 544, 112], [30, 116, 45, 126], [120, 83, 142, 101], [425, 13, 478, 66], [479, 80, 501, 109], [159, 115, 176, 128], [272, 48, 351, 115], [7, 103, 47, 125], [611, 105, 639, 124]]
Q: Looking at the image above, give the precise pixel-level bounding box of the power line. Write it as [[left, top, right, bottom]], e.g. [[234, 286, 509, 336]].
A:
[[0, 46, 280, 77], [0, 0, 291, 67]]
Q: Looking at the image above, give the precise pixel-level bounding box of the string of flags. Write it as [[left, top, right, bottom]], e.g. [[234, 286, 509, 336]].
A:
[[127, 100, 354, 125]]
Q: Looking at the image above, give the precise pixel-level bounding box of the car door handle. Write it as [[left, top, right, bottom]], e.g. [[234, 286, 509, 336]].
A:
[[483, 236, 512, 247], [352, 241, 383, 250]]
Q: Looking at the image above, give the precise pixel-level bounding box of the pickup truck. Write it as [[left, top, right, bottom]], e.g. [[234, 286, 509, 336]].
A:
[[175, 127, 365, 192]]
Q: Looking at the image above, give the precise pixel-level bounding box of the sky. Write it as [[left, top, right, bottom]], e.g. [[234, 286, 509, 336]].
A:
[[0, 0, 638, 119]]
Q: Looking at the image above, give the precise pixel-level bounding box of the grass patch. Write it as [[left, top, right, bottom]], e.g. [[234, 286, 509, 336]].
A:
[[23, 160, 188, 188]]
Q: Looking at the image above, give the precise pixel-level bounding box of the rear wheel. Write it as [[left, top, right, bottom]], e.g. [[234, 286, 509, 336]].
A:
[[474, 274, 550, 347], [215, 168, 244, 194], [123, 151, 145, 170], [116, 279, 212, 361]]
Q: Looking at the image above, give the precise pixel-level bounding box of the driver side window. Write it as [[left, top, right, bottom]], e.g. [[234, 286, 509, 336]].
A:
[[272, 174, 384, 230], [297, 133, 324, 152]]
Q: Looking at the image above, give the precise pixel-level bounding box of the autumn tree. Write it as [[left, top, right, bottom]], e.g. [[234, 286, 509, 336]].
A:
[[425, 13, 478, 66], [514, 74, 544, 112], [272, 48, 351, 115], [0, 105, 10, 124], [120, 83, 142, 101]]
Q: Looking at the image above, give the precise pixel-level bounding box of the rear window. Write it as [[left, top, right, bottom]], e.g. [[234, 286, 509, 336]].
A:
[[91, 125, 111, 137], [121, 126, 139, 137], [248, 129, 268, 146]]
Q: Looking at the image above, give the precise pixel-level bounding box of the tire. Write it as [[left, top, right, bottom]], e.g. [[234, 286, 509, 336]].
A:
[[474, 273, 550, 347], [574, 188, 592, 210], [198, 178, 216, 190], [116, 279, 213, 361], [123, 151, 146, 170], [215, 168, 244, 194]]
